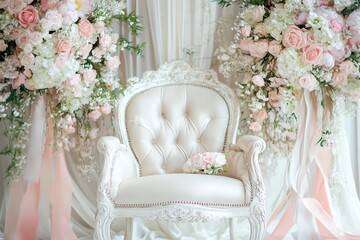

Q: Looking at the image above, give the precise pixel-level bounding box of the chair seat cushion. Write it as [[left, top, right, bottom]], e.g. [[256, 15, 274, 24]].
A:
[[114, 173, 248, 208]]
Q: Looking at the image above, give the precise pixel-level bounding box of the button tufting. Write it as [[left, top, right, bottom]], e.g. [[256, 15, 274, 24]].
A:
[[197, 138, 200, 143]]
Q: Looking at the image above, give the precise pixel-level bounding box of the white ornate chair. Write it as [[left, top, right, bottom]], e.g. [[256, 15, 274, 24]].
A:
[[94, 60, 266, 240]]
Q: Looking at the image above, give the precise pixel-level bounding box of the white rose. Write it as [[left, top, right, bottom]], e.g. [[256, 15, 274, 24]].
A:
[[20, 53, 35, 68], [320, 51, 335, 69], [299, 74, 319, 92], [0, 0, 10, 9]]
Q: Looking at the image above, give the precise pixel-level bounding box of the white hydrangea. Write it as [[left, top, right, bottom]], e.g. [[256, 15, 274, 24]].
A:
[[264, 4, 293, 41], [33, 39, 57, 58], [58, 1, 79, 26], [30, 56, 80, 89], [41, 10, 63, 32], [276, 48, 312, 88], [334, 0, 355, 11]]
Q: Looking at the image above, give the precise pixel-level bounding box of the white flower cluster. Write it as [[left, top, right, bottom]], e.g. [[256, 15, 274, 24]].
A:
[[0, 0, 142, 180], [183, 152, 228, 175], [217, 0, 359, 159]]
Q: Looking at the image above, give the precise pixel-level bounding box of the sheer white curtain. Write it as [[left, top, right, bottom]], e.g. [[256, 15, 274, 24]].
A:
[[1, 1, 359, 239]]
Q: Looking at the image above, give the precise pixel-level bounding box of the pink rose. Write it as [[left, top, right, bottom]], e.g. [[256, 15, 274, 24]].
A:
[[40, 0, 59, 11], [0, 39, 7, 51], [331, 72, 347, 87], [15, 30, 30, 49], [23, 69, 32, 78], [82, 69, 97, 84], [239, 38, 253, 53], [282, 26, 307, 49], [253, 109, 268, 122], [12, 73, 26, 89], [330, 19, 344, 32], [91, 47, 105, 59], [93, 22, 105, 33], [88, 109, 102, 121], [320, 51, 335, 69], [329, 45, 351, 62], [77, 44, 92, 59], [268, 40, 282, 56], [0, 0, 10, 9], [0, 92, 11, 102], [268, 91, 280, 101], [6, 28, 21, 40], [105, 56, 120, 70], [7, 0, 26, 14], [301, 44, 323, 65], [100, 103, 112, 115], [241, 26, 251, 37], [249, 122, 262, 132], [305, 31, 316, 46], [252, 75, 265, 87], [20, 53, 34, 68], [99, 34, 112, 49], [17, 6, 39, 27], [243, 5, 265, 24], [339, 60, 354, 76], [253, 23, 267, 36], [78, 18, 94, 38], [299, 74, 319, 91], [249, 40, 268, 59], [57, 38, 72, 55], [268, 91, 281, 107]]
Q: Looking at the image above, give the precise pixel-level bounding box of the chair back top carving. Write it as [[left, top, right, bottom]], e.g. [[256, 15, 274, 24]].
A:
[[117, 60, 239, 176]]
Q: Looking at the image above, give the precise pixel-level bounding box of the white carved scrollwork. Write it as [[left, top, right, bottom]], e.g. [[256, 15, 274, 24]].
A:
[[254, 178, 265, 205], [253, 204, 266, 223], [143, 207, 221, 223]]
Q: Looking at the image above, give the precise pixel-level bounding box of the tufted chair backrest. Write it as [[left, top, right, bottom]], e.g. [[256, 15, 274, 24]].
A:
[[117, 61, 239, 176]]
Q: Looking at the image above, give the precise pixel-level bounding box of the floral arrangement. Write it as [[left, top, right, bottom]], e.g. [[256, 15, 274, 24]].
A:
[[0, 0, 143, 180], [216, 0, 360, 158], [183, 152, 228, 175]]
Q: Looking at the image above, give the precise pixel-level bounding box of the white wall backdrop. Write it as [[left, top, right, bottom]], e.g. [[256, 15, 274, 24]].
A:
[[0, 1, 359, 239]]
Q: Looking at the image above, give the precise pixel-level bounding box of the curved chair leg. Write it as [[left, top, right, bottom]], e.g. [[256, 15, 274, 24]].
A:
[[94, 213, 113, 240], [229, 217, 237, 240], [249, 214, 265, 240], [125, 217, 134, 240]]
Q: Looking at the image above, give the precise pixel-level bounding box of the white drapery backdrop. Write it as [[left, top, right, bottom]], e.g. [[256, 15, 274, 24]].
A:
[[0, 1, 360, 239]]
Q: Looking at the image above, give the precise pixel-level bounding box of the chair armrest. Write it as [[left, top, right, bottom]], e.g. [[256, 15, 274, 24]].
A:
[[226, 135, 266, 204], [97, 136, 139, 200]]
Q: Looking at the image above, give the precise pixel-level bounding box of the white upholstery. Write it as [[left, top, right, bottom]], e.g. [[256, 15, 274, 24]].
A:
[[126, 85, 229, 175], [95, 60, 266, 240], [115, 174, 247, 207]]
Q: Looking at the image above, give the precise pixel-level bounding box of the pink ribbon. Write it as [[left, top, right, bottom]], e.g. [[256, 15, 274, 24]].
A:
[[269, 90, 360, 239], [4, 99, 77, 240]]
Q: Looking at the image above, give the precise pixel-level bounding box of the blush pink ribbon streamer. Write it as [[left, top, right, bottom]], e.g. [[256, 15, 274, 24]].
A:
[[268, 91, 360, 239], [4, 98, 77, 240]]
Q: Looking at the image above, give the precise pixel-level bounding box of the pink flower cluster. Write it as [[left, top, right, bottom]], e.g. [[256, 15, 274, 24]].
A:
[[218, 1, 360, 156], [183, 152, 227, 175], [0, 0, 122, 151]]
